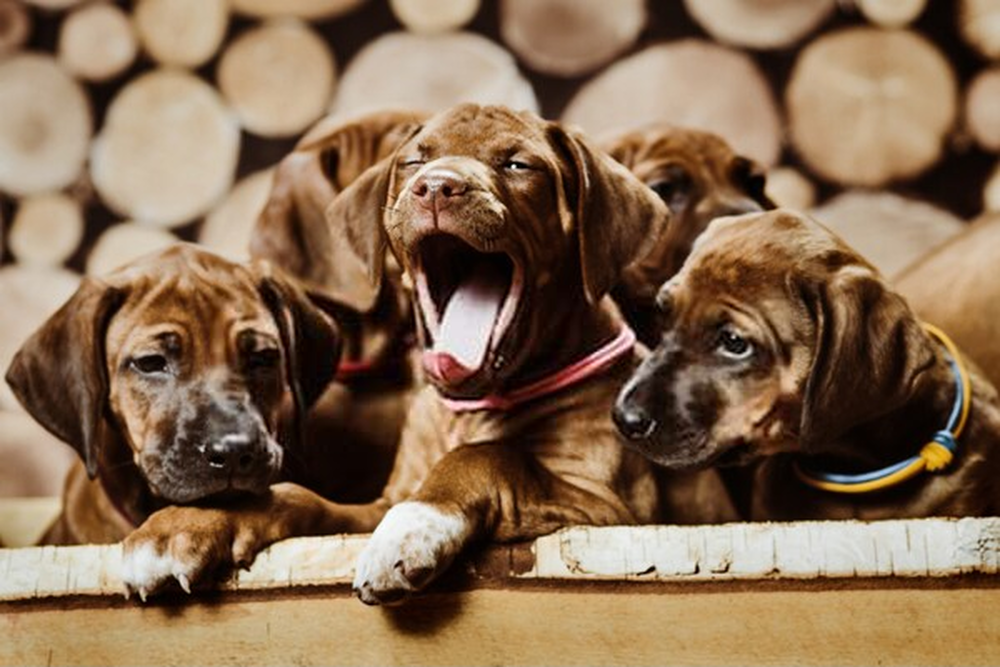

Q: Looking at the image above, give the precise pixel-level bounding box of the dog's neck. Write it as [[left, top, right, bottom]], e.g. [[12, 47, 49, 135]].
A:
[[805, 351, 958, 472]]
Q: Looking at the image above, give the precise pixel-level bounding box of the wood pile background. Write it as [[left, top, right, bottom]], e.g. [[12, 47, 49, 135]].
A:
[[1, 0, 999, 492]]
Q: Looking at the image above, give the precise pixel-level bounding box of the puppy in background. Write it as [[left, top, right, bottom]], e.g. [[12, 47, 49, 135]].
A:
[[600, 125, 774, 347], [614, 210, 1000, 520], [250, 110, 427, 502]]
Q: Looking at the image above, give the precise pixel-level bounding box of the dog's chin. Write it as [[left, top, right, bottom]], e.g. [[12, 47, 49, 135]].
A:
[[619, 433, 734, 471]]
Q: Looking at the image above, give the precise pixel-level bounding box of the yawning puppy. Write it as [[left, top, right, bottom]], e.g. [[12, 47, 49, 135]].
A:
[[614, 209, 1000, 520], [327, 103, 736, 604], [5, 244, 339, 545], [601, 125, 774, 347]]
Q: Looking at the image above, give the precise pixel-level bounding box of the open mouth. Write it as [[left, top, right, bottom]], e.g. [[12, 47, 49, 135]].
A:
[[414, 234, 522, 386]]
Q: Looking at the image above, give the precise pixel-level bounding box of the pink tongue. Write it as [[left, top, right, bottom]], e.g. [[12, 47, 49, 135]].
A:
[[431, 262, 507, 382]]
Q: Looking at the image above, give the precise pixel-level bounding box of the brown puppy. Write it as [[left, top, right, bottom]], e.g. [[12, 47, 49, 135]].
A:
[[895, 213, 1000, 393], [250, 110, 427, 501], [614, 209, 1000, 520], [322, 104, 735, 605], [4, 244, 343, 547], [600, 125, 773, 347]]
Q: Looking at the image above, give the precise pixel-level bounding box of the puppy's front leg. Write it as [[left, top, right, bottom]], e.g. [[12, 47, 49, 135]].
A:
[[122, 483, 388, 600], [353, 444, 633, 605]]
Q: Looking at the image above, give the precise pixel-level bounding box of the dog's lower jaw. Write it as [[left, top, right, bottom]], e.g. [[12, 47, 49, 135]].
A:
[[352, 501, 472, 606]]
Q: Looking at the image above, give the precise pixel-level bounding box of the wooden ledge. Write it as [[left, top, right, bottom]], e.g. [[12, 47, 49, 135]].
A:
[[2, 517, 999, 602]]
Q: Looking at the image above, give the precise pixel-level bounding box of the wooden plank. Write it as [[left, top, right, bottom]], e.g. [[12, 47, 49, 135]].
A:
[[2, 518, 998, 601], [2, 585, 999, 666]]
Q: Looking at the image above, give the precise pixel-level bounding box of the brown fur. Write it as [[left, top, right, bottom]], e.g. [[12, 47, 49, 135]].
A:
[[249, 110, 429, 502], [115, 106, 737, 600], [600, 125, 773, 347], [4, 245, 384, 548], [614, 209, 1000, 521], [326, 104, 737, 604], [895, 213, 1000, 393]]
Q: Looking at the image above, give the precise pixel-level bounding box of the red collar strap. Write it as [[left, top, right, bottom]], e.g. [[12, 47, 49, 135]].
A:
[[438, 325, 636, 413], [335, 358, 377, 381]]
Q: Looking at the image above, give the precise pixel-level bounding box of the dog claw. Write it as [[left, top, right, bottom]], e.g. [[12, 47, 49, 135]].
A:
[[123, 587, 131, 601], [138, 587, 149, 603], [177, 573, 191, 594]]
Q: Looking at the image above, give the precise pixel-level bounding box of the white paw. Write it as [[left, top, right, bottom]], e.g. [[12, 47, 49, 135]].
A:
[[353, 502, 471, 606], [121, 542, 196, 602]]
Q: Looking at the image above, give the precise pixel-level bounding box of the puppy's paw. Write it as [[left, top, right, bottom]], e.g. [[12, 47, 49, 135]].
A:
[[121, 506, 265, 601], [353, 502, 471, 606]]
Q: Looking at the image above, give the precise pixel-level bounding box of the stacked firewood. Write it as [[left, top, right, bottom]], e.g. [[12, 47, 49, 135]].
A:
[[0, 0, 998, 430]]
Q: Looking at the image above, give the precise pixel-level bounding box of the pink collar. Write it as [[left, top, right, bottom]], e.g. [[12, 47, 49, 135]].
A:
[[438, 325, 636, 412]]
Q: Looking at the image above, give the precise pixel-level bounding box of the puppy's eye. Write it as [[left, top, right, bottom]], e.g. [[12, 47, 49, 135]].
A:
[[716, 327, 754, 361], [131, 354, 169, 375], [648, 165, 692, 212], [246, 348, 281, 372], [503, 159, 532, 172], [400, 157, 425, 169]]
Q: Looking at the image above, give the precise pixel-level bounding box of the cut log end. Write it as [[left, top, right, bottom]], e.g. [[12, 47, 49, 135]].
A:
[[218, 21, 336, 138], [561, 40, 781, 167], [391, 0, 479, 33], [856, 0, 927, 27], [58, 1, 137, 82], [787, 27, 957, 187], [0, 54, 92, 197], [9, 193, 84, 266], [85, 222, 180, 276], [134, 0, 229, 68], [229, 0, 368, 21], [960, 0, 1000, 60], [966, 67, 1000, 152], [500, 0, 646, 77], [90, 69, 239, 228], [683, 0, 836, 50], [765, 167, 816, 211], [198, 169, 275, 261]]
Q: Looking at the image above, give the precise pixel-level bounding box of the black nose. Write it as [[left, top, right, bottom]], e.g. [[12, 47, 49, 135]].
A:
[[613, 404, 657, 440], [202, 433, 261, 473]]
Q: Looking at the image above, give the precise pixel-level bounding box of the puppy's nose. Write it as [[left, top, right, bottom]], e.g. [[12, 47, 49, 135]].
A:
[[203, 433, 261, 473], [613, 404, 658, 440], [411, 169, 468, 212]]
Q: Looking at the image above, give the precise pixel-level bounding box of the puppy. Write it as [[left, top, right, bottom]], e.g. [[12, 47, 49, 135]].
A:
[[614, 209, 1000, 520], [600, 124, 774, 347], [326, 104, 736, 604], [5, 244, 341, 545], [250, 110, 427, 502]]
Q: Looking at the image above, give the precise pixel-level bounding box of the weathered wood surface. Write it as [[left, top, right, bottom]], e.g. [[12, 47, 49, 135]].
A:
[[2, 517, 998, 602]]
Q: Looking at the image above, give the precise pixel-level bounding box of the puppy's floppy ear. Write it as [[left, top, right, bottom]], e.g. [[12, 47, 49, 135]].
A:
[[5, 279, 127, 478], [322, 154, 398, 312], [797, 267, 935, 448], [256, 265, 340, 447], [250, 114, 422, 313], [549, 124, 670, 304]]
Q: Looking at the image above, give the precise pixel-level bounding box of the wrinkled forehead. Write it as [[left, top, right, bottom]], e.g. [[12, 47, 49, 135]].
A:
[[407, 105, 549, 157], [105, 250, 277, 345]]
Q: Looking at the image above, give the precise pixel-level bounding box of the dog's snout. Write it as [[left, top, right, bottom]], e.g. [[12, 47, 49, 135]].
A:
[[411, 169, 468, 211], [613, 402, 657, 440], [202, 433, 261, 473]]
